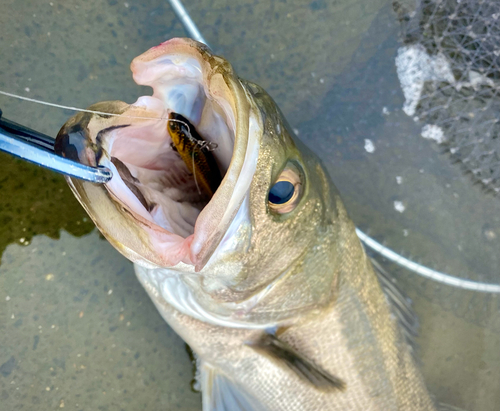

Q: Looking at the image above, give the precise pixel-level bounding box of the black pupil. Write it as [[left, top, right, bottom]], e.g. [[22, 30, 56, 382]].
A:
[[269, 181, 295, 205]]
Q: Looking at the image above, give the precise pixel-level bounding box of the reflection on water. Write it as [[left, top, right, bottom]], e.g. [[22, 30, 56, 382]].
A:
[[0, 0, 499, 410]]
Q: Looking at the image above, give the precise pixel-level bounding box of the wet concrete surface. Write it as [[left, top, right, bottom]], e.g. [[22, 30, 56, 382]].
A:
[[0, 0, 499, 410], [0, 232, 200, 410]]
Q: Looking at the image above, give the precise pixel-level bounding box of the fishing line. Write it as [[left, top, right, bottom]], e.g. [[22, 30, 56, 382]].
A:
[[356, 229, 500, 293], [0, 89, 170, 122], [0, 89, 218, 193], [0, 90, 219, 152], [167, 0, 210, 47]]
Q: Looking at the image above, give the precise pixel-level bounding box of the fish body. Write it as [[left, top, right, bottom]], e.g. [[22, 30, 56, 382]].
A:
[[56, 38, 437, 410]]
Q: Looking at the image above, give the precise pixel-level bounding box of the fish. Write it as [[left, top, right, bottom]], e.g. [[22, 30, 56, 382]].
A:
[[55, 38, 439, 410]]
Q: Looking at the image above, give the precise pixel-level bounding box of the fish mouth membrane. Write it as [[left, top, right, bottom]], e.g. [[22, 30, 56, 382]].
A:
[[105, 52, 235, 242]]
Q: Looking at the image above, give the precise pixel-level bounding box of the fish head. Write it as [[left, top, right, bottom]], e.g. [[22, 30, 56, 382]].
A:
[[56, 38, 347, 322]]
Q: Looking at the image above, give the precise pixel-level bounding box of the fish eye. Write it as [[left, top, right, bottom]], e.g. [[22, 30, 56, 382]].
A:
[[268, 166, 302, 214]]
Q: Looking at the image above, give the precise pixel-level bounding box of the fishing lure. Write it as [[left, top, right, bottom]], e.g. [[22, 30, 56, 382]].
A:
[[167, 112, 221, 197]]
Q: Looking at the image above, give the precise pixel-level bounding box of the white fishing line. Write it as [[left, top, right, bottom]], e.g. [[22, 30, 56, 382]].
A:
[[356, 228, 500, 293], [0, 90, 169, 122], [167, 0, 210, 47], [0, 90, 213, 141]]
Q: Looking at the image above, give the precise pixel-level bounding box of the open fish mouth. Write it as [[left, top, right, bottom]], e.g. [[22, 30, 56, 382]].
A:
[[56, 38, 260, 270], [106, 42, 235, 239]]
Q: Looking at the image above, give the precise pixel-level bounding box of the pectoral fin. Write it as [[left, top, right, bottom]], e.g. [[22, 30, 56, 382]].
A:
[[200, 362, 266, 411], [248, 333, 346, 392]]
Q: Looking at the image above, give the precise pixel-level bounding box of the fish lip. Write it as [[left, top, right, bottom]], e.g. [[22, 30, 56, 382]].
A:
[[122, 38, 259, 270]]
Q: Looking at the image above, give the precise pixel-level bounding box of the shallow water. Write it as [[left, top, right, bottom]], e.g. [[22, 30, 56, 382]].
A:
[[0, 0, 499, 410]]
